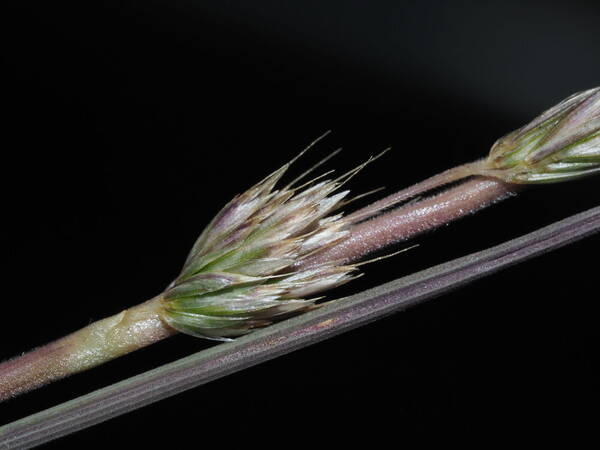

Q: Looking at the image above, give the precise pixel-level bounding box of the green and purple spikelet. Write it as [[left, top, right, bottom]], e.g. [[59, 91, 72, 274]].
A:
[[483, 87, 600, 183], [161, 157, 371, 340]]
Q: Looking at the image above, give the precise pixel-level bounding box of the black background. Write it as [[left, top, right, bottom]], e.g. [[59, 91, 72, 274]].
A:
[[2, 1, 599, 446]]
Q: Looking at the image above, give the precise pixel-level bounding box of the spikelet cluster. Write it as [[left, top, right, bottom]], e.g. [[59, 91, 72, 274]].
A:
[[161, 158, 370, 340], [483, 87, 600, 183]]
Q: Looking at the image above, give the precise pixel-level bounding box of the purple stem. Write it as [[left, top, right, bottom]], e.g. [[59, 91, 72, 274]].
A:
[[345, 160, 486, 223], [300, 176, 518, 268]]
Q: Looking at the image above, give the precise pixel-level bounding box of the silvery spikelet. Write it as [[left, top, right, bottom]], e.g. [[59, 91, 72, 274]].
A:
[[161, 160, 370, 340], [483, 87, 600, 183]]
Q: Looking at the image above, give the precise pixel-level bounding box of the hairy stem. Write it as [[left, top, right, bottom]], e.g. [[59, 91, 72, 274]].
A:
[[345, 159, 487, 223], [300, 176, 518, 267], [0, 296, 176, 402]]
